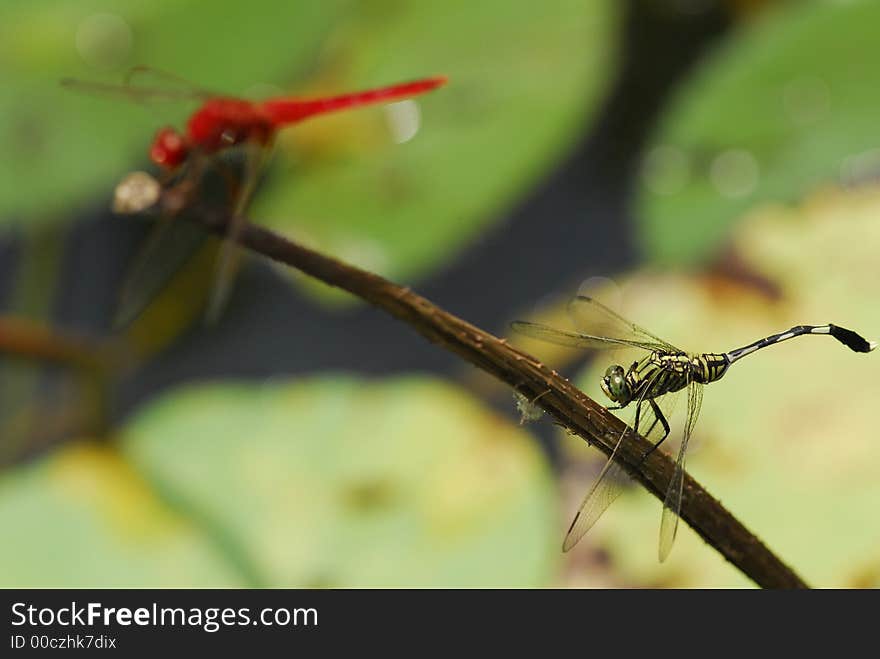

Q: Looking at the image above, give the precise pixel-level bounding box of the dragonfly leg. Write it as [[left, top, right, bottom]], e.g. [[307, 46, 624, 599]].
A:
[[210, 159, 243, 208], [642, 410, 661, 440], [638, 398, 670, 463], [632, 399, 643, 436]]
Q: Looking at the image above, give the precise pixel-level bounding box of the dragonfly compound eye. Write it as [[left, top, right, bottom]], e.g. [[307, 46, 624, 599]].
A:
[[601, 365, 628, 403], [150, 127, 189, 169]]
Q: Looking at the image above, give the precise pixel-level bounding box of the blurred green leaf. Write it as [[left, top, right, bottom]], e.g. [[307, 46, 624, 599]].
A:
[[0, 375, 558, 586], [636, 0, 880, 264], [122, 376, 558, 587], [563, 186, 880, 586], [0, 443, 244, 586], [0, 0, 350, 221], [233, 0, 621, 291]]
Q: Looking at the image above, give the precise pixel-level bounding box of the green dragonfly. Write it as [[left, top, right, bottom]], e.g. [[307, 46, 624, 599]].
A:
[[512, 295, 876, 561]]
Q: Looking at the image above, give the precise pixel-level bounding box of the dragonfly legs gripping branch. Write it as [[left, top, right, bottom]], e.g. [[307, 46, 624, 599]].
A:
[[511, 295, 876, 561]]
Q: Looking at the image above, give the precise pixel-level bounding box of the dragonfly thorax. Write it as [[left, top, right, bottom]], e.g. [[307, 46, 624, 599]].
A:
[[186, 98, 273, 154], [149, 98, 275, 171]]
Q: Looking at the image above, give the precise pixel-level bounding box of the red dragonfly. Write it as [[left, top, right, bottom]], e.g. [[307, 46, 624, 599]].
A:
[[62, 67, 447, 325]]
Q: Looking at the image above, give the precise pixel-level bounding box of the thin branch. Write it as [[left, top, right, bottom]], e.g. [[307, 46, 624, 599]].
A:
[[157, 188, 809, 589], [0, 316, 118, 465], [0, 315, 109, 371]]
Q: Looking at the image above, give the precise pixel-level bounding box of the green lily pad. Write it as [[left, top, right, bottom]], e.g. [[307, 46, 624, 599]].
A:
[[0, 0, 349, 221], [0, 442, 244, 586], [254, 0, 619, 292], [563, 187, 880, 586], [119, 375, 558, 587], [0, 375, 557, 587], [636, 0, 880, 265]]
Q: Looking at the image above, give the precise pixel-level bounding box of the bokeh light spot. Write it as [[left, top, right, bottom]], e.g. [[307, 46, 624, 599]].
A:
[[641, 145, 691, 196], [710, 149, 759, 199], [783, 76, 831, 126], [75, 13, 132, 70], [384, 100, 422, 145], [840, 148, 880, 187]]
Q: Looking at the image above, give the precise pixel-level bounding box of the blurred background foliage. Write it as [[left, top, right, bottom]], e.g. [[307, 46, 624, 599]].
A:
[[0, 0, 878, 587]]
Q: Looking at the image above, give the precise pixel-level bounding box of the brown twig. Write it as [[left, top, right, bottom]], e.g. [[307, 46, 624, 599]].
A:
[[157, 188, 808, 588], [0, 316, 120, 464], [0, 316, 107, 370]]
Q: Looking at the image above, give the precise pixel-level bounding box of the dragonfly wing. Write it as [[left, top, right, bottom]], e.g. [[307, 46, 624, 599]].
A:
[[205, 139, 273, 322], [113, 158, 215, 327], [568, 295, 682, 353], [563, 366, 666, 551], [658, 377, 704, 562], [113, 212, 210, 328], [563, 460, 629, 551], [510, 320, 663, 353], [60, 78, 210, 103], [61, 65, 223, 106], [122, 66, 217, 97]]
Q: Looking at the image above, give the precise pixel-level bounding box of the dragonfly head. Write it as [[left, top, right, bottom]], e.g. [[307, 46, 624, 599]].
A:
[[601, 365, 632, 406], [149, 126, 190, 170]]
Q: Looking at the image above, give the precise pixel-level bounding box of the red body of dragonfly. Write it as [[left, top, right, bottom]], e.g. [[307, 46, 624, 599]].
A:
[[149, 76, 447, 169], [63, 70, 447, 325]]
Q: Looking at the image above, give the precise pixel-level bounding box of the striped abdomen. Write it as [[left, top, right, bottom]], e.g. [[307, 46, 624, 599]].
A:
[[629, 352, 729, 399], [691, 353, 730, 384]]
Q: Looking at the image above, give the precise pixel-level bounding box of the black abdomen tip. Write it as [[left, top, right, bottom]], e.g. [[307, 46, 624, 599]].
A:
[[828, 325, 878, 353]]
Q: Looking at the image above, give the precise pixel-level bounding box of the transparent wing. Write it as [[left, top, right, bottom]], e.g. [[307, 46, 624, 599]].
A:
[[658, 377, 704, 562], [113, 159, 212, 327], [562, 459, 629, 552], [205, 139, 274, 322], [61, 66, 215, 104], [60, 79, 210, 103], [563, 367, 673, 551], [113, 210, 211, 328], [123, 66, 215, 95], [510, 321, 664, 353], [568, 295, 682, 353]]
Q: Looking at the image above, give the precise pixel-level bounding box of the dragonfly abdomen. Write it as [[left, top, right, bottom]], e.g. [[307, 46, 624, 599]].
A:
[[691, 353, 730, 384]]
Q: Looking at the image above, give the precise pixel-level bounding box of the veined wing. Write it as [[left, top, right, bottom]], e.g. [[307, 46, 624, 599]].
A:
[[113, 209, 213, 328], [562, 367, 676, 551], [112, 157, 213, 327], [658, 377, 704, 562], [61, 66, 216, 103], [60, 78, 211, 103], [568, 295, 682, 353], [205, 139, 274, 322], [510, 321, 665, 353], [123, 66, 215, 93], [562, 459, 629, 552]]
